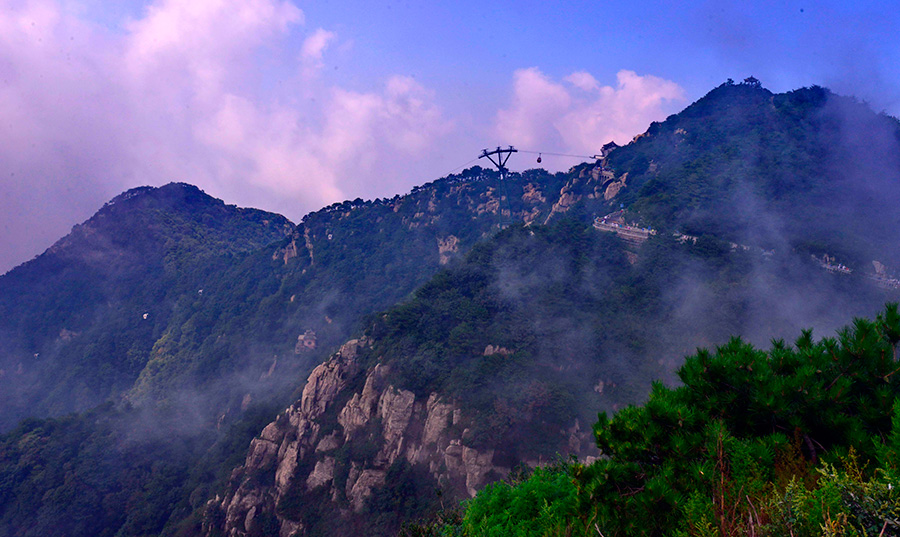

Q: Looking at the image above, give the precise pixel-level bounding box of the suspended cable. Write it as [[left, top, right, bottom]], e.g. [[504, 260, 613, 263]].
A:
[[438, 157, 482, 179], [437, 149, 597, 181], [517, 149, 600, 160], [431, 147, 601, 191]]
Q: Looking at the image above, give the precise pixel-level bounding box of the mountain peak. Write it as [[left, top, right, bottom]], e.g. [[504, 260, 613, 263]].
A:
[[100, 182, 220, 214], [37, 182, 294, 266]]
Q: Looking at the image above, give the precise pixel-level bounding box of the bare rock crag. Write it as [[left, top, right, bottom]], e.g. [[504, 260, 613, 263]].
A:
[[205, 339, 511, 537]]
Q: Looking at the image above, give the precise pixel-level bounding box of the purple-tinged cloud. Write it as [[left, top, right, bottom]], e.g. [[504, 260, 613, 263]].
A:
[[495, 68, 686, 157], [300, 28, 335, 79], [0, 0, 453, 274]]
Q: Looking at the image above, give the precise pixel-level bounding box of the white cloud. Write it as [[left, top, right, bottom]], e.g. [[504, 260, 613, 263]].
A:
[[0, 0, 686, 275], [496, 67, 571, 148], [300, 27, 335, 78], [0, 0, 453, 272], [565, 71, 600, 92], [195, 75, 450, 208], [496, 68, 686, 157]]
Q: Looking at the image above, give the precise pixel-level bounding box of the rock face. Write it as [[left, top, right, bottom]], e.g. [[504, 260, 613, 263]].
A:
[[521, 183, 546, 205], [544, 164, 610, 223], [273, 231, 301, 264], [204, 339, 513, 537], [545, 179, 583, 223], [603, 172, 628, 201], [437, 235, 459, 265]]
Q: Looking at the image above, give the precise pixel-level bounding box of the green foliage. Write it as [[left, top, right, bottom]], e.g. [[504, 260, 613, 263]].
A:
[[364, 460, 443, 534], [877, 403, 900, 482], [398, 509, 464, 537], [0, 397, 285, 537], [0, 404, 206, 537], [765, 451, 900, 537], [441, 305, 900, 537], [462, 463, 579, 537]]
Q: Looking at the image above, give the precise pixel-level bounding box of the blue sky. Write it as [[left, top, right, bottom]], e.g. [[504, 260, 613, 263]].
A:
[[1, 0, 898, 273]]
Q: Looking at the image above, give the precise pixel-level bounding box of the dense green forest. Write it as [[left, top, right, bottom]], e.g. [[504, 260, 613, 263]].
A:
[[413, 304, 900, 536]]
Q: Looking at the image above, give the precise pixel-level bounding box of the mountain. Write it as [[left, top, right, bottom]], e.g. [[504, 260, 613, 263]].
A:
[[0, 165, 610, 537], [0, 182, 294, 430], [2, 80, 900, 537], [608, 80, 900, 267], [0, 166, 595, 433], [203, 81, 900, 537], [121, 166, 584, 412]]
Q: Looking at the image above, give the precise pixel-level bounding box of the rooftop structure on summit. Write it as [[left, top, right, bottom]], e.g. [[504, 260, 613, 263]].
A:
[[600, 141, 620, 158]]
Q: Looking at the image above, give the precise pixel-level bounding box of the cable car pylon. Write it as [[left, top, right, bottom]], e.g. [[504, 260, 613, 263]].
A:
[[479, 146, 518, 229], [479, 145, 517, 173]]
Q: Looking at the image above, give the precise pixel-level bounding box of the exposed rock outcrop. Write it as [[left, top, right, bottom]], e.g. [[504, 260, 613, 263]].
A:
[[483, 344, 511, 356], [605, 177, 627, 200], [544, 164, 608, 223], [521, 183, 546, 205], [475, 188, 501, 215], [273, 234, 300, 264], [545, 179, 583, 223], [437, 235, 459, 265], [204, 338, 517, 537]]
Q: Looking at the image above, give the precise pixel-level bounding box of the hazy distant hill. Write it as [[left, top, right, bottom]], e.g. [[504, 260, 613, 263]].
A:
[[2, 81, 900, 537], [0, 183, 294, 430]]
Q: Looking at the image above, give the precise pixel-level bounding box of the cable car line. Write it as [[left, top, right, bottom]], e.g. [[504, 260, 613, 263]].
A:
[[438, 157, 482, 179], [516, 149, 600, 161], [432, 147, 603, 188]]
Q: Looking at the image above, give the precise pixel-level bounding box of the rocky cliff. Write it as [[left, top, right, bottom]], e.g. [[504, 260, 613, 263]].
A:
[[204, 338, 543, 537]]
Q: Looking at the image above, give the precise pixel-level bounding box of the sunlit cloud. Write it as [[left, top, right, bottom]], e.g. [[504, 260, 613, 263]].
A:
[[0, 0, 691, 274], [496, 68, 686, 155], [0, 0, 453, 272], [300, 28, 335, 79]]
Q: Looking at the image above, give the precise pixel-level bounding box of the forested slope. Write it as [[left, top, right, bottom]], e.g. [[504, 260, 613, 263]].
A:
[[205, 218, 900, 537], [0, 183, 294, 430], [432, 304, 900, 537]]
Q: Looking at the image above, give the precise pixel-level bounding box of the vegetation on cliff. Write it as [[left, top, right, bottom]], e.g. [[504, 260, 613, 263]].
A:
[[418, 304, 900, 536]]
